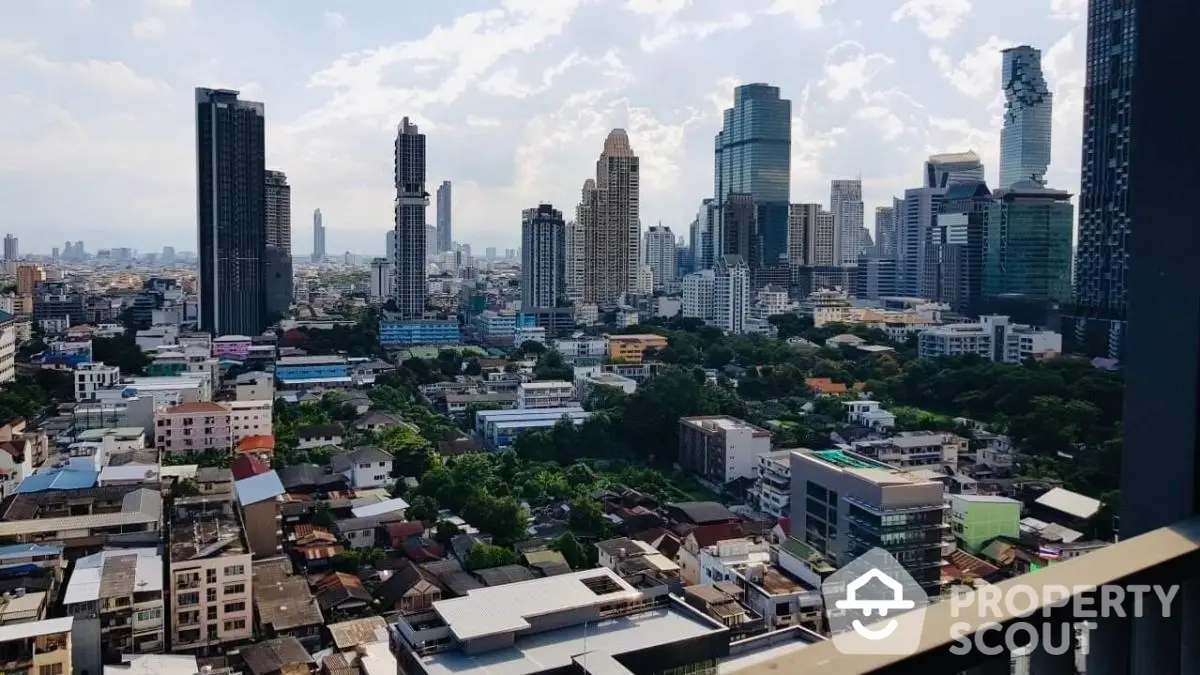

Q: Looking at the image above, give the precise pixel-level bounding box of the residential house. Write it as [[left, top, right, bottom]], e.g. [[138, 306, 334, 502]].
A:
[[314, 573, 372, 614], [289, 525, 343, 573], [330, 447, 394, 490], [241, 636, 316, 675], [374, 560, 443, 613], [676, 522, 746, 585], [296, 425, 344, 450], [251, 558, 324, 649], [352, 411, 408, 434]]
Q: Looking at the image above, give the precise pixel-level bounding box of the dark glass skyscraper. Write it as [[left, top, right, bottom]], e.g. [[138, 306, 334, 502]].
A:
[[195, 87, 266, 337], [520, 203, 566, 310], [393, 117, 428, 320], [998, 46, 1052, 189], [264, 170, 293, 318], [1067, 0, 1137, 357], [714, 84, 791, 270]]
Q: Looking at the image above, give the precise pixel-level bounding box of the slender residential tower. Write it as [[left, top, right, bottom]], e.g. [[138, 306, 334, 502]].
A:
[[392, 117, 428, 319], [195, 87, 266, 336], [581, 129, 640, 309], [436, 181, 452, 253], [312, 208, 325, 263], [264, 170, 293, 317], [830, 179, 864, 265], [520, 204, 567, 310]]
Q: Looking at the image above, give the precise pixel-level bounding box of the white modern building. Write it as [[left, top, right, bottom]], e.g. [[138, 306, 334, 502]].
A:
[[74, 362, 121, 402], [551, 337, 607, 361], [714, 258, 751, 335], [682, 269, 716, 321], [844, 400, 897, 430], [753, 285, 791, 320], [918, 315, 1061, 364], [643, 225, 677, 290], [830, 179, 865, 265], [749, 450, 792, 519], [678, 416, 771, 485], [516, 381, 576, 409], [369, 258, 393, 299]]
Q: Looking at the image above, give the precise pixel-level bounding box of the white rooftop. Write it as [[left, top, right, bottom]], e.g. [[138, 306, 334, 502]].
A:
[[433, 568, 641, 642], [105, 654, 199, 675], [0, 616, 72, 643], [519, 380, 574, 389], [62, 548, 163, 605], [351, 497, 410, 519], [1035, 487, 1102, 521]]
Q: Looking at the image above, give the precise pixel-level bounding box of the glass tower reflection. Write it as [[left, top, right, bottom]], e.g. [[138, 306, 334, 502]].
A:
[[999, 46, 1052, 189], [714, 83, 792, 270]]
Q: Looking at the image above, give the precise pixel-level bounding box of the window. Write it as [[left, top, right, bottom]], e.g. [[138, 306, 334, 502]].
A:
[[223, 565, 244, 577], [223, 619, 246, 632], [224, 601, 245, 613], [206, 588, 217, 602], [177, 592, 199, 606], [224, 583, 245, 595], [39, 664, 64, 675], [136, 608, 162, 623]]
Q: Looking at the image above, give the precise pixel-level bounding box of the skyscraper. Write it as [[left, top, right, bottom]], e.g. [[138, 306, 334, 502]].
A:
[[714, 83, 791, 270], [312, 208, 325, 263], [830, 179, 864, 265], [984, 184, 1074, 306], [999, 46, 1052, 189], [436, 181, 452, 253], [643, 225, 677, 290], [874, 205, 898, 259], [564, 219, 585, 303], [521, 204, 567, 310], [195, 87, 266, 337], [898, 151, 984, 296], [691, 199, 716, 272], [263, 169, 293, 317], [581, 129, 640, 309], [392, 117, 428, 319], [787, 203, 835, 267], [2, 235, 17, 261], [929, 181, 991, 315], [1069, 0, 1137, 358]]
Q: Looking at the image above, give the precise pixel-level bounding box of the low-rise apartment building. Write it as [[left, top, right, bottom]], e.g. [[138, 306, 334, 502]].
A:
[[949, 494, 1022, 554], [678, 416, 771, 485], [74, 362, 121, 402], [516, 381, 575, 409], [0, 617, 73, 675], [0, 486, 161, 546], [851, 432, 966, 470], [168, 494, 254, 653], [748, 450, 792, 519], [606, 333, 669, 364], [155, 401, 273, 456], [63, 548, 165, 672], [844, 400, 896, 430], [696, 538, 824, 633], [918, 314, 1061, 363], [551, 337, 608, 363]]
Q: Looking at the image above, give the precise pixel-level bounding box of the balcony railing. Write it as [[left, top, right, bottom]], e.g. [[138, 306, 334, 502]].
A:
[[731, 515, 1200, 674]]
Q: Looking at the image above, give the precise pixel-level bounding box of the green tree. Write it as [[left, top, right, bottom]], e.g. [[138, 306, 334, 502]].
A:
[[465, 543, 518, 571], [533, 350, 572, 381], [550, 532, 591, 569], [567, 496, 605, 535], [433, 519, 461, 547], [378, 424, 434, 477]]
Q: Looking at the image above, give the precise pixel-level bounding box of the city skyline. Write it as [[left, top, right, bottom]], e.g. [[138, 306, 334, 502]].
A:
[[0, 1, 1087, 253]]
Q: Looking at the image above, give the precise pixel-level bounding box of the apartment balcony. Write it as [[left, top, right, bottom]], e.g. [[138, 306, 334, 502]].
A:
[[731, 515, 1200, 674]]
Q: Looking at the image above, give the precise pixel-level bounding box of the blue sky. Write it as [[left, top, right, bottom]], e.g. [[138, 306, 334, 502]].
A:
[[0, 0, 1086, 255]]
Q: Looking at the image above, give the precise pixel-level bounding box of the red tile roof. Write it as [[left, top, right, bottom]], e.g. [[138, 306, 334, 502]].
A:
[[689, 522, 746, 548], [230, 454, 270, 481], [238, 435, 276, 452]]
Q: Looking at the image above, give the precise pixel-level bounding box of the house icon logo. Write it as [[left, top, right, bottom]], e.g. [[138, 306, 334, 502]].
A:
[[822, 547, 929, 655]]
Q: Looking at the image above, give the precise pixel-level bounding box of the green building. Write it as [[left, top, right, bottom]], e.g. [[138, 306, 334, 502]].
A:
[[984, 184, 1074, 304], [950, 494, 1022, 554]]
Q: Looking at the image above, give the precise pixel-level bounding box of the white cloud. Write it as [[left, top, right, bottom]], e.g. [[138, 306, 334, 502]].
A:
[[144, 0, 190, 10], [929, 36, 1015, 98], [1049, 0, 1086, 20], [467, 116, 502, 128], [624, 0, 690, 21], [131, 17, 166, 40], [639, 12, 753, 53], [820, 41, 895, 102], [0, 40, 170, 95], [855, 106, 906, 140], [323, 12, 347, 31], [892, 0, 973, 40], [764, 0, 834, 29]]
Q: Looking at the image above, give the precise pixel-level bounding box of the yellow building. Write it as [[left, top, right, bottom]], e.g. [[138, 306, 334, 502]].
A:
[[0, 616, 73, 675], [606, 334, 668, 364]]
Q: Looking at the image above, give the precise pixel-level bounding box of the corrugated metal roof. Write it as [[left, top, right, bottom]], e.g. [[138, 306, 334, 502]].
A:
[[235, 470, 286, 506], [350, 497, 409, 519], [0, 544, 61, 560], [16, 469, 99, 493]]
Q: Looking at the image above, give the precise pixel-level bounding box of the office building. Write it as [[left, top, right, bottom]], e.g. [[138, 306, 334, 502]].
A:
[[643, 224, 677, 290], [2, 235, 16, 261], [984, 184, 1074, 305], [918, 315, 1061, 363], [999, 46, 1052, 189], [790, 448, 945, 592], [520, 203, 567, 310], [874, 205, 898, 259], [564, 219, 585, 303], [312, 209, 325, 263], [581, 129, 640, 309], [678, 416, 771, 485], [195, 87, 266, 337], [721, 193, 759, 268], [436, 180, 452, 253], [786, 203, 834, 267], [830, 179, 864, 265], [393, 117, 428, 319], [263, 170, 293, 318], [391, 568, 728, 675], [369, 258, 392, 299], [168, 493, 254, 652], [715, 83, 791, 268], [855, 258, 898, 300], [691, 199, 716, 272], [928, 181, 990, 315], [898, 151, 984, 297]]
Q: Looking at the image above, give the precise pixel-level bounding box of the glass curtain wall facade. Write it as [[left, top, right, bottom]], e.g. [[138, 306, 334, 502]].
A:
[[984, 186, 1075, 305], [999, 46, 1053, 189], [714, 84, 791, 271]]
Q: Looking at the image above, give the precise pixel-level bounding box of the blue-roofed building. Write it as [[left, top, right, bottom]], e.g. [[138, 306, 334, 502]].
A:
[[473, 311, 535, 345], [42, 338, 92, 369], [0, 543, 62, 574], [234, 470, 286, 558], [474, 407, 590, 450], [379, 317, 461, 347], [16, 469, 99, 494]]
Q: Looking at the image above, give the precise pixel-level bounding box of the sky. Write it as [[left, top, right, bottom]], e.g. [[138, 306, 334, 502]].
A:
[[0, 0, 1087, 256]]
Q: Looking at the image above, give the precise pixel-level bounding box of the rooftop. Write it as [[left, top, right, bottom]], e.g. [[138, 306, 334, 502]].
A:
[[63, 548, 162, 605], [277, 355, 349, 366], [519, 380, 574, 390], [75, 427, 145, 441], [0, 616, 73, 642], [804, 449, 936, 486], [163, 402, 228, 415], [169, 498, 247, 561], [104, 654, 199, 675], [681, 416, 769, 435]]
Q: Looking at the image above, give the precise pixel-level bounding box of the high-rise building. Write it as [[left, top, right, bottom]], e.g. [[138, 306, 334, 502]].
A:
[[2, 235, 17, 261], [830, 179, 865, 265], [386, 230, 396, 261], [581, 129, 640, 309], [721, 193, 759, 266], [195, 87, 266, 337], [485, 247, 497, 261], [643, 225, 677, 290], [1068, 1, 1137, 358], [691, 199, 716, 272], [426, 225, 438, 258], [312, 208, 325, 263], [564, 219, 585, 303], [787, 203, 835, 267], [393, 117, 428, 319], [521, 203, 567, 310], [984, 184, 1074, 305], [714, 83, 791, 269], [929, 181, 991, 315], [161, 246, 175, 263], [715, 256, 751, 334], [898, 152, 985, 297], [369, 258, 392, 299], [436, 181, 452, 253], [263, 169, 293, 317], [874, 205, 898, 259], [999, 46, 1052, 190]]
